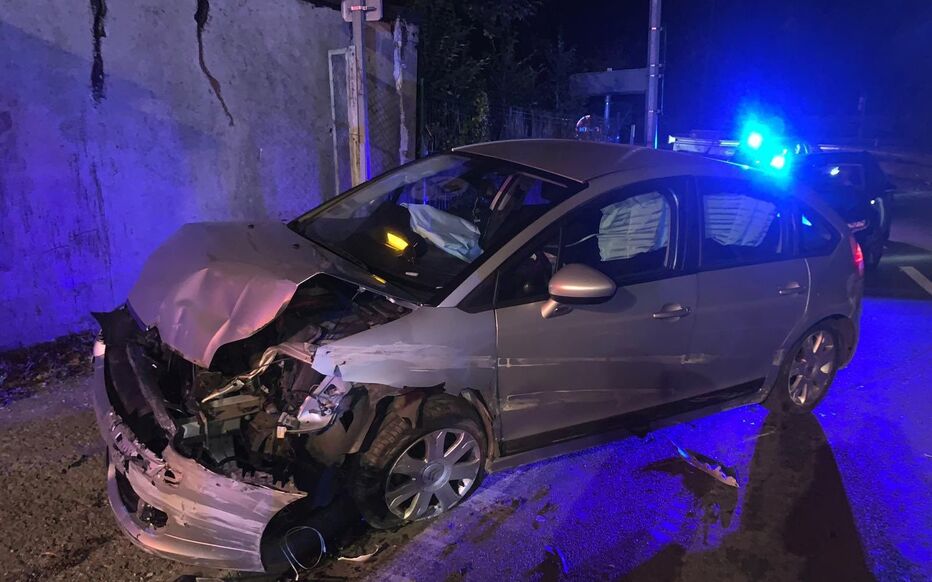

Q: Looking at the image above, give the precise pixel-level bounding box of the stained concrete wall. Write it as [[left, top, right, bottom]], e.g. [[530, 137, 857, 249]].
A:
[[0, 0, 417, 349]]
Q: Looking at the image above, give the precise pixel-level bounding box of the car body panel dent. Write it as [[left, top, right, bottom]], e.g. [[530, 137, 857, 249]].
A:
[[311, 306, 497, 391]]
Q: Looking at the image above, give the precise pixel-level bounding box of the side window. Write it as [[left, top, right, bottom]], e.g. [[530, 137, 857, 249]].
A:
[[479, 172, 569, 249], [699, 178, 785, 268], [831, 164, 866, 189], [798, 207, 838, 256], [493, 178, 681, 307], [561, 187, 674, 281], [495, 229, 562, 306]]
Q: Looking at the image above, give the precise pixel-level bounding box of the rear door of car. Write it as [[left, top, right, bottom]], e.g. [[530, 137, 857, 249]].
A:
[[687, 175, 809, 397]]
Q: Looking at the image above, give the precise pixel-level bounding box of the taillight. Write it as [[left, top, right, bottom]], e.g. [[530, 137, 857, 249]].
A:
[[849, 236, 864, 277]]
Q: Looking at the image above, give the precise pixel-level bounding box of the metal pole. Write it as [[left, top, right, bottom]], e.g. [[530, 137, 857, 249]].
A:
[[351, 3, 371, 183], [603, 94, 612, 142], [645, 0, 662, 148]]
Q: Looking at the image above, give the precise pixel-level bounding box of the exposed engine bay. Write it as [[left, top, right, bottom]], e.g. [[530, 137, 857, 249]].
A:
[[127, 275, 411, 492]]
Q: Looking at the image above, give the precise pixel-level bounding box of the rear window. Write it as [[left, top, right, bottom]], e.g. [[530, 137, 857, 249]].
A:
[[810, 162, 866, 189], [797, 207, 839, 256], [698, 177, 785, 268]]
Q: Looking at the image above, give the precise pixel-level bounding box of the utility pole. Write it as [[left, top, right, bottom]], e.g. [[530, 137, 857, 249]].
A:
[[603, 93, 612, 142], [351, 2, 371, 183], [645, 0, 662, 148], [343, 0, 382, 184]]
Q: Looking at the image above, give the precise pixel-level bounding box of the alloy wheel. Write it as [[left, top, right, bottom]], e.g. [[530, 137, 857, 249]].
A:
[[384, 429, 481, 521], [788, 330, 837, 406]]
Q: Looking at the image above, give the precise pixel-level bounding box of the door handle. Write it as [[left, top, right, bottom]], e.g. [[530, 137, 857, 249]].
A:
[[652, 304, 691, 320], [778, 282, 807, 296]]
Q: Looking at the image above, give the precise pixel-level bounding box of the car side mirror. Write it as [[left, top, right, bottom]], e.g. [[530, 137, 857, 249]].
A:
[[540, 263, 616, 319]]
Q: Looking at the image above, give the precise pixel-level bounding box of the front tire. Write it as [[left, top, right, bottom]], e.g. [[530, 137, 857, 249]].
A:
[[765, 324, 841, 414], [349, 396, 487, 529]]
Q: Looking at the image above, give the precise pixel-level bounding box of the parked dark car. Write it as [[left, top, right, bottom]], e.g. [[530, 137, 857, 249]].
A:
[[91, 140, 864, 574], [797, 151, 895, 270]]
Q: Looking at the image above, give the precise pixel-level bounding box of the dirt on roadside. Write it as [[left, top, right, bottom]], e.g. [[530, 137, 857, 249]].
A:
[[0, 333, 94, 408], [0, 375, 228, 582]]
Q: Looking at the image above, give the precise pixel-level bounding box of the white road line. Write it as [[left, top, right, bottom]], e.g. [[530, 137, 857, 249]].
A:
[[900, 266, 932, 297]]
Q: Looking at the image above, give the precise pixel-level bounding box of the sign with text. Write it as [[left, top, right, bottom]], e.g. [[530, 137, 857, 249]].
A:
[[341, 0, 382, 22]]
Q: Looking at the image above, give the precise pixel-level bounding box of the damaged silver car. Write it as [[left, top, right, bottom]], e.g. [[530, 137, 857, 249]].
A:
[[91, 140, 863, 573]]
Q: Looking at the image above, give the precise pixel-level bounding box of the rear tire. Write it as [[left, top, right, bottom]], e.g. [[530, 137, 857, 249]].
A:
[[349, 396, 487, 529], [765, 323, 841, 414]]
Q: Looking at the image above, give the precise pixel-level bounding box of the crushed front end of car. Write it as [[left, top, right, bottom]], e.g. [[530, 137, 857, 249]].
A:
[[90, 222, 418, 573]]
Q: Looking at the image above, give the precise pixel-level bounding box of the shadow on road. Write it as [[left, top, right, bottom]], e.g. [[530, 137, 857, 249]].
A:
[[626, 412, 873, 581]]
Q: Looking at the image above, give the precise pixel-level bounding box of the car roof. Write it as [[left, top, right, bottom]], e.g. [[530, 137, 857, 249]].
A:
[[454, 139, 736, 182]]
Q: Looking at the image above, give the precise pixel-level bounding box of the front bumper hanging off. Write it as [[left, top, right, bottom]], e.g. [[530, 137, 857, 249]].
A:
[[92, 335, 305, 572]]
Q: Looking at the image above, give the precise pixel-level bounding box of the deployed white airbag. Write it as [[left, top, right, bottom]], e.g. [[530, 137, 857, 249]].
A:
[[402, 203, 482, 262], [597, 191, 670, 261], [704, 193, 776, 247]]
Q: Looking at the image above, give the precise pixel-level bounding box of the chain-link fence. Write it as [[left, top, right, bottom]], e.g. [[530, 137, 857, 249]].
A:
[[498, 106, 578, 140], [368, 76, 403, 180], [419, 96, 639, 155], [327, 20, 416, 197], [419, 94, 492, 154]]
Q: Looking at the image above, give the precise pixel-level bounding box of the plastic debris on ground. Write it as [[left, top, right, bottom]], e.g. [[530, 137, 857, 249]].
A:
[[0, 332, 94, 407], [545, 545, 569, 575], [671, 441, 739, 488], [337, 543, 384, 562]]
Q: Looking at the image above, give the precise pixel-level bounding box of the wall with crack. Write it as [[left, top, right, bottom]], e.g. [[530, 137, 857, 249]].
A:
[[0, 0, 418, 349]]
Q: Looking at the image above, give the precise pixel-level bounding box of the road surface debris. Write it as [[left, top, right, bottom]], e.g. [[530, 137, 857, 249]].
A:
[[672, 441, 739, 488]]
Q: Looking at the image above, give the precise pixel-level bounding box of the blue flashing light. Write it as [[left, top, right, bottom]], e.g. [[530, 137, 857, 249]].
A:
[[829, 166, 841, 176], [747, 131, 763, 150], [770, 155, 786, 170], [801, 214, 813, 227]]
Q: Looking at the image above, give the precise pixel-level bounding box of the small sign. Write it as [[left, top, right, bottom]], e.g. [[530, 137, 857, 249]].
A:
[[341, 0, 382, 22]]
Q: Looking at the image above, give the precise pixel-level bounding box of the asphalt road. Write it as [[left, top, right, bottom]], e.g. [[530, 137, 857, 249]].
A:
[[0, 193, 929, 582]]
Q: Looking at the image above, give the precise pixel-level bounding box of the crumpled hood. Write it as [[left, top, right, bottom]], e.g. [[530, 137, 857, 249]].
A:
[[127, 221, 404, 368]]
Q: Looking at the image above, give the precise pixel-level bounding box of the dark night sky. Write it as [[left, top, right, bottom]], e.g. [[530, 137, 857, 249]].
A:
[[537, 0, 932, 139]]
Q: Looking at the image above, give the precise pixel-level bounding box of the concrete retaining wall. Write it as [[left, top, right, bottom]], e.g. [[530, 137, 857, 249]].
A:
[[0, 0, 417, 348]]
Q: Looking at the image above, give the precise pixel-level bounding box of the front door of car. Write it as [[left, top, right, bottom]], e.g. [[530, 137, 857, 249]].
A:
[[688, 176, 809, 396], [492, 178, 701, 452]]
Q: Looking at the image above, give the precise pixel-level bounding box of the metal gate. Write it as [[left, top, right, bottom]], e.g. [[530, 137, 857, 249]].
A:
[[328, 24, 410, 198]]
